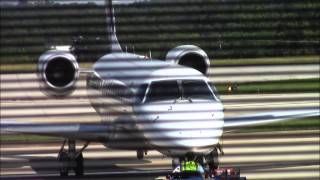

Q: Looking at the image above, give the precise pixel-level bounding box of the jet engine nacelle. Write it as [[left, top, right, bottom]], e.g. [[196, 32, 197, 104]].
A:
[[37, 50, 79, 97], [165, 45, 210, 76]]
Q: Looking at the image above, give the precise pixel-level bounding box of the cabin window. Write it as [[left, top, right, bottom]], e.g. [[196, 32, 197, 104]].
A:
[[182, 80, 214, 100], [146, 80, 179, 102]]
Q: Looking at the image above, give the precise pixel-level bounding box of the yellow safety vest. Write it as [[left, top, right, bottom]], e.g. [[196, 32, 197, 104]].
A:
[[181, 161, 198, 172]]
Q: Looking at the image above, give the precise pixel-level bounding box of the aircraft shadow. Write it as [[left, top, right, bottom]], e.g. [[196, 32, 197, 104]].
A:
[[1, 154, 169, 180]]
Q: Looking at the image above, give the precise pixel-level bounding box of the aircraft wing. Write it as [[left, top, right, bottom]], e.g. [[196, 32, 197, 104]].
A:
[[0, 120, 109, 141], [223, 108, 319, 129]]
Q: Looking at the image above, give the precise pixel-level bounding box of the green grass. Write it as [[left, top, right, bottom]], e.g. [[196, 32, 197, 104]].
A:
[[216, 78, 320, 95], [0, 63, 37, 72], [0, 62, 93, 73], [1, 55, 319, 73], [0, 134, 61, 142], [212, 56, 319, 66]]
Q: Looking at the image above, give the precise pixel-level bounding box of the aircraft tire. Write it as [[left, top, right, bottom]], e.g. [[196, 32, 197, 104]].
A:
[[74, 153, 84, 176], [59, 152, 69, 177], [137, 150, 144, 160]]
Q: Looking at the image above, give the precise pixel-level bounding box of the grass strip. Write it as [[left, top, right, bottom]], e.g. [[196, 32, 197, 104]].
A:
[[0, 134, 61, 142], [0, 62, 92, 73], [212, 56, 319, 66], [1, 56, 319, 73], [215, 78, 320, 95]]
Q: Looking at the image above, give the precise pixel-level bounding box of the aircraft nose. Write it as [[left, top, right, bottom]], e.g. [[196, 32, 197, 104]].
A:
[[154, 117, 223, 146], [138, 109, 224, 155]]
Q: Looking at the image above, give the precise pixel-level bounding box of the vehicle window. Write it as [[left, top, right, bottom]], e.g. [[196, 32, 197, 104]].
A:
[[146, 80, 180, 102], [136, 83, 148, 103], [182, 80, 214, 100]]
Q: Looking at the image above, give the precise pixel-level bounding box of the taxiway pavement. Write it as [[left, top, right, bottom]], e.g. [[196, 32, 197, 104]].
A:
[[1, 64, 319, 179], [1, 130, 319, 179]]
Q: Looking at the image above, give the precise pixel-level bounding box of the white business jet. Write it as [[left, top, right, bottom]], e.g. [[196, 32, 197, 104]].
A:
[[1, 0, 319, 177]]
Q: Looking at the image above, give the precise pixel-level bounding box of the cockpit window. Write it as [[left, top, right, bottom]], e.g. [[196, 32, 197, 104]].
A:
[[146, 80, 180, 102], [182, 80, 214, 100], [209, 82, 221, 100], [136, 83, 148, 103], [143, 80, 217, 103]]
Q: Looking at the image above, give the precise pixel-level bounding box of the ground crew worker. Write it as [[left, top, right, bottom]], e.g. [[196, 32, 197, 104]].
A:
[[180, 154, 199, 172], [181, 160, 198, 172]]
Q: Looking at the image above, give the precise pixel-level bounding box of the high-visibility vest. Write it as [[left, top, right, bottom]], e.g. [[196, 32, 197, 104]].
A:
[[181, 161, 198, 172]]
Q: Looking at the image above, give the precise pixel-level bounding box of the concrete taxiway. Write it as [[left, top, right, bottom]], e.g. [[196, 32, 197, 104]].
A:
[[1, 91, 319, 179], [1, 63, 319, 179], [1, 130, 319, 179]]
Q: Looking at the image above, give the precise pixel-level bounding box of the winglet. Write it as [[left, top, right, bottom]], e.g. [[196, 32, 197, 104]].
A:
[[105, 0, 122, 53]]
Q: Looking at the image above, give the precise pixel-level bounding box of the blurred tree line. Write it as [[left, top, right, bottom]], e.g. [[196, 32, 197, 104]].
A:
[[1, 0, 319, 64]]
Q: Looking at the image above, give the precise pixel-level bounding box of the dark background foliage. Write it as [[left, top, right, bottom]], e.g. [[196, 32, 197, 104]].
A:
[[1, 0, 319, 63]]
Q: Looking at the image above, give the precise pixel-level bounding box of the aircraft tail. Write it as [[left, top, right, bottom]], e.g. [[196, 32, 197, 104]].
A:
[[105, 0, 122, 53]]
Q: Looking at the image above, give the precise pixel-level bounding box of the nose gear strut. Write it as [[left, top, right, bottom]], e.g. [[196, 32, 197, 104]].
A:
[[57, 139, 89, 176], [217, 143, 224, 155]]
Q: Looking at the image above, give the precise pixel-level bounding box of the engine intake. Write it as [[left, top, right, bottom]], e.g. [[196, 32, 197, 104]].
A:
[[38, 50, 79, 97], [165, 45, 210, 76]]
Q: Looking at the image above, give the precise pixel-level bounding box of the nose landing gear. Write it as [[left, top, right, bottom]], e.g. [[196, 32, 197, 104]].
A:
[[206, 148, 219, 171], [169, 148, 221, 175], [57, 139, 89, 177]]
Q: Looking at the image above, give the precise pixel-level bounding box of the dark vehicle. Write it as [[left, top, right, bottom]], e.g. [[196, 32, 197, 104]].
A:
[[210, 168, 247, 180]]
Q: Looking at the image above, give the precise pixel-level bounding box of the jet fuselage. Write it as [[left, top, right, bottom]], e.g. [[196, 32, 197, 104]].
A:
[[87, 53, 224, 157]]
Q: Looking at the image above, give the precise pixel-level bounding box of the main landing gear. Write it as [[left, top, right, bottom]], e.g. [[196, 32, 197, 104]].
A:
[[137, 149, 147, 160], [57, 139, 89, 177]]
